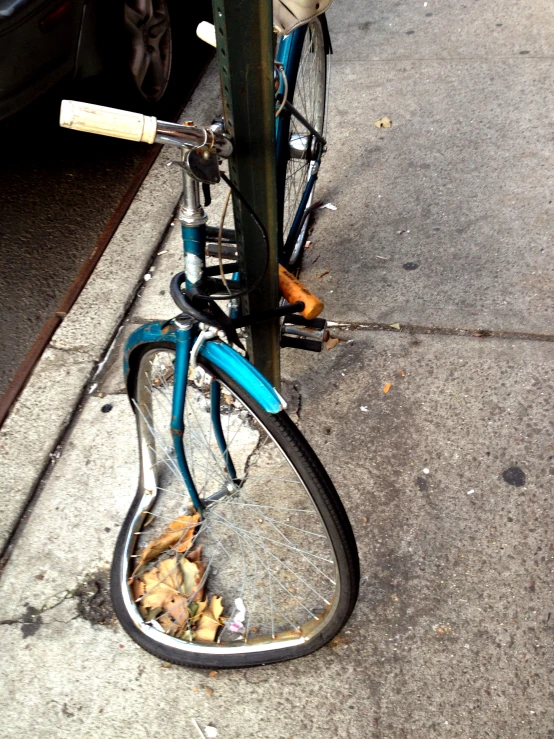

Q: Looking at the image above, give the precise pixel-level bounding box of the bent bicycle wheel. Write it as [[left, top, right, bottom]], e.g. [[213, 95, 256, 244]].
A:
[[278, 17, 328, 266], [111, 342, 359, 669]]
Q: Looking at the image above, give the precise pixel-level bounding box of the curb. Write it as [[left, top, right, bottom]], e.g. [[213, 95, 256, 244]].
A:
[[0, 63, 220, 553]]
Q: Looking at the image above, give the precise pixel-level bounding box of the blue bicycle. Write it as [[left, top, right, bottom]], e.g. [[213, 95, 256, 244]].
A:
[[60, 12, 359, 669]]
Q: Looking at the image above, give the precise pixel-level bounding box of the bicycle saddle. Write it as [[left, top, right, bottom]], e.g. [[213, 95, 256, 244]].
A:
[[273, 0, 333, 34]]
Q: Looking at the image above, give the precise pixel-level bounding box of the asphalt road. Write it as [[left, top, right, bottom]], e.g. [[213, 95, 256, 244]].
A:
[[0, 61, 209, 398]]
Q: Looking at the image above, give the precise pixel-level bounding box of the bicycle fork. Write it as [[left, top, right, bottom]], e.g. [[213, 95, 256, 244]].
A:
[[170, 167, 239, 516]]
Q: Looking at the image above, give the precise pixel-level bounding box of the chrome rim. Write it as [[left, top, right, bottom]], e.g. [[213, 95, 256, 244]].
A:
[[283, 19, 327, 262], [122, 348, 341, 655], [124, 0, 172, 103]]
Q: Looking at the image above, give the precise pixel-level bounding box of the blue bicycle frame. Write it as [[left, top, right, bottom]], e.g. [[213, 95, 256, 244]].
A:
[[124, 22, 319, 512]]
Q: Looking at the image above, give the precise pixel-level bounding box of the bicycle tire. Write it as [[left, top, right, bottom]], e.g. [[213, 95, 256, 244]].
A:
[[277, 17, 328, 267], [111, 342, 359, 669]]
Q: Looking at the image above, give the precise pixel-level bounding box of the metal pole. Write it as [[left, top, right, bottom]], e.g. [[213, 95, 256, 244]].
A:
[[212, 0, 281, 388]]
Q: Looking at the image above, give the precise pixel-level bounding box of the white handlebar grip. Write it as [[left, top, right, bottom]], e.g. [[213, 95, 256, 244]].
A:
[[59, 100, 157, 144], [197, 21, 216, 48]]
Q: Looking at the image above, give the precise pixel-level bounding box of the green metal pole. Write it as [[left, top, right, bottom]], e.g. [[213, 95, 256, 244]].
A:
[[212, 0, 281, 388]]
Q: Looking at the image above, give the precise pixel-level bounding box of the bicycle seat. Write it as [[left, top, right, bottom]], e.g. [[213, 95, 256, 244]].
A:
[[273, 0, 333, 34]]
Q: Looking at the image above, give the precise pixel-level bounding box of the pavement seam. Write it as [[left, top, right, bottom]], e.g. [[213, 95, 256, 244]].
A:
[[327, 320, 554, 343], [332, 56, 554, 63]]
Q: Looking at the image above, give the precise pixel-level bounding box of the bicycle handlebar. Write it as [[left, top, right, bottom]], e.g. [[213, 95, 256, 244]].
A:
[[60, 100, 157, 143], [59, 100, 233, 157]]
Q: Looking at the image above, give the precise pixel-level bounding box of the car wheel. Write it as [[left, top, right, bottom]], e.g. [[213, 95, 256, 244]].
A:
[[124, 0, 173, 105], [118, 0, 211, 116]]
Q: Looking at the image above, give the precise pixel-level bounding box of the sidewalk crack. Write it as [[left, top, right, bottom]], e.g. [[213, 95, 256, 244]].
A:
[[327, 320, 554, 343]]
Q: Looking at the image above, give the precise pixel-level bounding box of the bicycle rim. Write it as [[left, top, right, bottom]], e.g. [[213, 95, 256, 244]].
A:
[[282, 18, 327, 264], [112, 344, 358, 667]]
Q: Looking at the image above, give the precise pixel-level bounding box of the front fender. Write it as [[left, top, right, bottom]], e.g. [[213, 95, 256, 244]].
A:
[[124, 321, 285, 415]]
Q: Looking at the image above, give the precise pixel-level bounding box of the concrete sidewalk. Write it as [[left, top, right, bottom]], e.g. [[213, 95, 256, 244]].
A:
[[1, 1, 553, 737]]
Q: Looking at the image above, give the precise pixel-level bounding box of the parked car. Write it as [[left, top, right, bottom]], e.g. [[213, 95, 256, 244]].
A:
[[0, 0, 212, 122]]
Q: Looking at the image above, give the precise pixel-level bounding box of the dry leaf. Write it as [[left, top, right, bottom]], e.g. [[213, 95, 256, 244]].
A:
[[205, 686, 214, 697], [317, 270, 330, 279], [326, 337, 340, 351], [375, 116, 392, 128], [389, 323, 401, 330], [134, 513, 200, 572], [209, 670, 218, 678], [187, 545, 203, 563], [363, 516, 368, 525], [195, 596, 225, 642], [179, 557, 206, 601], [166, 596, 192, 635], [141, 558, 184, 610], [131, 578, 145, 603], [473, 329, 492, 337], [383, 382, 392, 394], [192, 686, 199, 693], [400, 369, 406, 377], [187, 600, 208, 626], [168, 513, 201, 552]]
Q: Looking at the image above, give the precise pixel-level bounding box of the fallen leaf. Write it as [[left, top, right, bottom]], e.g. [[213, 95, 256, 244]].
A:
[[363, 516, 368, 525], [141, 558, 184, 610], [195, 596, 225, 642], [383, 382, 392, 394], [192, 686, 199, 693], [187, 545, 203, 563], [144, 607, 162, 622], [187, 600, 208, 625], [209, 670, 218, 678], [389, 323, 401, 330], [205, 686, 214, 697], [317, 270, 330, 279], [326, 337, 340, 350], [375, 116, 392, 128], [168, 513, 201, 551], [400, 369, 406, 377], [131, 578, 145, 603], [179, 557, 205, 600], [133, 513, 200, 572]]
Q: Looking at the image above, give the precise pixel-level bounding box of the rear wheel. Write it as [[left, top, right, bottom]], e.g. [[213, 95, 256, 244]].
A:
[[278, 18, 328, 266], [111, 342, 359, 668]]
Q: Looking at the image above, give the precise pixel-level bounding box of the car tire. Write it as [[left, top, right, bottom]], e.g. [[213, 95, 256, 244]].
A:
[[111, 0, 212, 118]]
